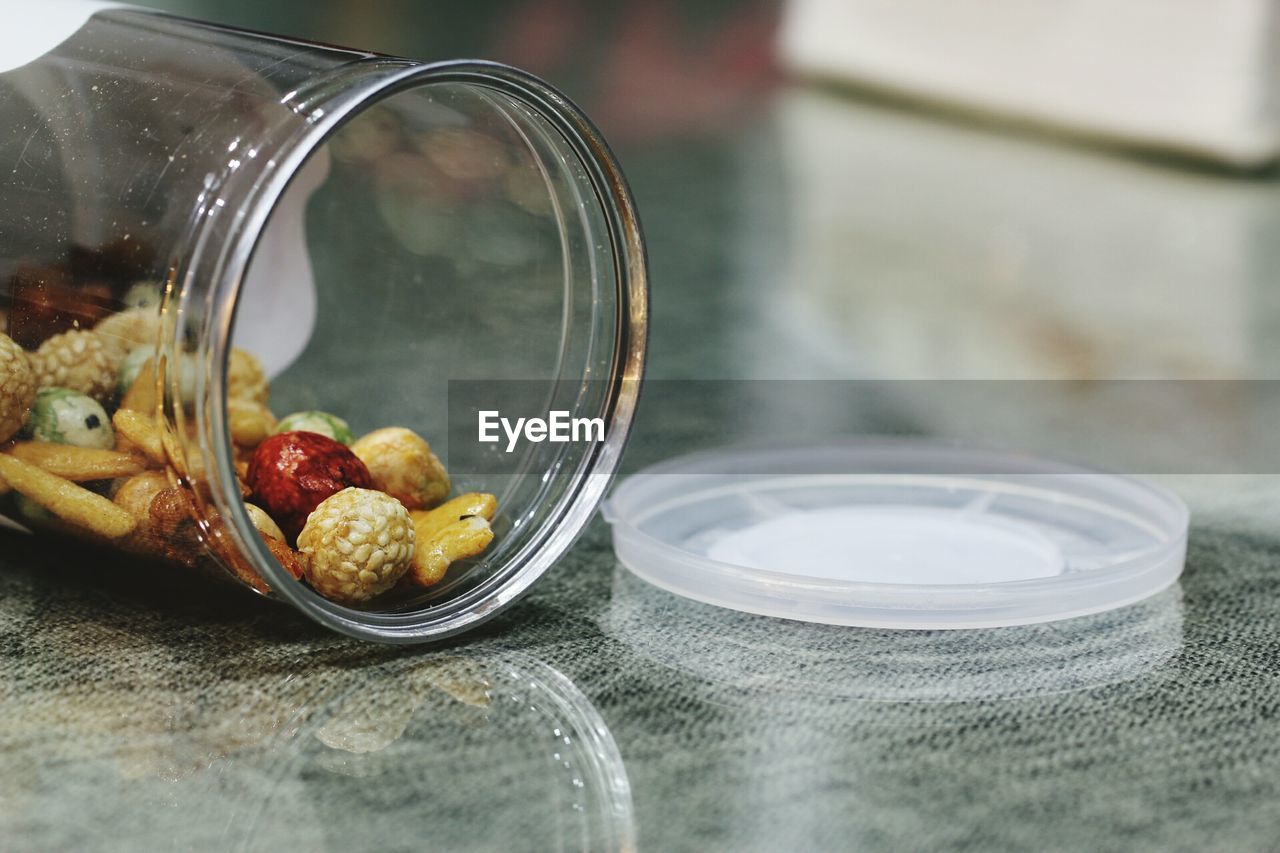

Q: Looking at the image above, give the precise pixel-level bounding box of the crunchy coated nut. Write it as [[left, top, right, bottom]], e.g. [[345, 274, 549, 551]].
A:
[[350, 427, 449, 511], [117, 347, 196, 406], [273, 410, 353, 445], [228, 399, 276, 448], [27, 387, 114, 449], [95, 308, 160, 352], [247, 431, 373, 542], [406, 515, 493, 587], [113, 470, 171, 524], [245, 503, 285, 542], [409, 492, 496, 541], [113, 470, 171, 549], [122, 281, 163, 311], [227, 348, 268, 406], [13, 493, 55, 526], [31, 330, 123, 403], [297, 487, 415, 604], [0, 333, 37, 443]]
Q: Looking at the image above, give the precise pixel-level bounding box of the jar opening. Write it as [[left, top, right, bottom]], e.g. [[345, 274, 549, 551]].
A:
[[179, 64, 645, 642]]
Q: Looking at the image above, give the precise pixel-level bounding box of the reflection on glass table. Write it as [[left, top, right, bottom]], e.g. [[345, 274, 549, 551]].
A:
[[741, 89, 1280, 382], [605, 566, 1184, 704], [0, 639, 633, 852]]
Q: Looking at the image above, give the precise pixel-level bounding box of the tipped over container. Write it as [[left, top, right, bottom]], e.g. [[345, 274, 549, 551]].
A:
[[0, 3, 646, 642]]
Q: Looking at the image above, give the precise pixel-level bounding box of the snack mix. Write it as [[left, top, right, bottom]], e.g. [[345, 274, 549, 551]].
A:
[[0, 256, 496, 606]]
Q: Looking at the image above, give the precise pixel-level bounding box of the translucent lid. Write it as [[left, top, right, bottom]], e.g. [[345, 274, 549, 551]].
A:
[[602, 441, 1189, 629]]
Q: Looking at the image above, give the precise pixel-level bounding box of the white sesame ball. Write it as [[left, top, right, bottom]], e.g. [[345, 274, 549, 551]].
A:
[[95, 307, 161, 352], [31, 329, 123, 403], [297, 487, 415, 604], [0, 333, 37, 443]]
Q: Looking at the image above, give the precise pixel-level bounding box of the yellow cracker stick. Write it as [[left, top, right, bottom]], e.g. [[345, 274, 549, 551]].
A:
[[118, 358, 157, 413], [112, 409, 165, 466], [409, 492, 497, 542], [0, 453, 136, 538], [7, 442, 145, 481], [158, 421, 205, 483]]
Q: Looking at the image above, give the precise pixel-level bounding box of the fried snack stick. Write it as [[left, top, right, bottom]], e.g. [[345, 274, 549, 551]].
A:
[[0, 453, 135, 538], [7, 442, 145, 481], [112, 409, 165, 465]]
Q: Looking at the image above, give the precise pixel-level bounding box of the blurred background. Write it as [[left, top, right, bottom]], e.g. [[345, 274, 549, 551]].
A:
[[127, 0, 1280, 470]]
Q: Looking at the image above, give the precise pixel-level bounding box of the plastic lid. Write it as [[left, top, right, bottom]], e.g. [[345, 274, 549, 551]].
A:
[[602, 441, 1189, 629]]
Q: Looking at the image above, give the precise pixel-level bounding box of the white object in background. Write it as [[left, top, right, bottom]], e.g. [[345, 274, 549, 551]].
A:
[[762, 89, 1270, 381], [778, 0, 1280, 168], [0, 1, 320, 380], [233, 150, 328, 379], [0, 2, 126, 74]]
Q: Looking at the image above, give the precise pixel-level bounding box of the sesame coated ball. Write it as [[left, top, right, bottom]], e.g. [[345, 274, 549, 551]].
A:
[[297, 487, 415, 604], [350, 427, 450, 511], [95, 307, 161, 352], [31, 329, 123, 403], [0, 332, 37, 443], [122, 280, 163, 311]]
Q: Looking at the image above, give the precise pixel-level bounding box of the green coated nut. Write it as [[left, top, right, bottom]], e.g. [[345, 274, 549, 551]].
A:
[[123, 280, 163, 311], [26, 387, 114, 449], [274, 411, 354, 445], [14, 493, 55, 525], [117, 345, 196, 403]]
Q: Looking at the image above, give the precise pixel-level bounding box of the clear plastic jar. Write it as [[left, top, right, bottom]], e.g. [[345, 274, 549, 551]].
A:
[[0, 4, 646, 641]]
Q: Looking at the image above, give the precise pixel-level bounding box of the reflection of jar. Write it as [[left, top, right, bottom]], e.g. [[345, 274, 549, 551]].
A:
[[0, 6, 646, 641], [0, 610, 635, 852]]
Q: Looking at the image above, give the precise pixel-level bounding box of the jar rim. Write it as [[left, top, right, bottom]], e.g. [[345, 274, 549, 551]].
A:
[[182, 59, 647, 642]]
